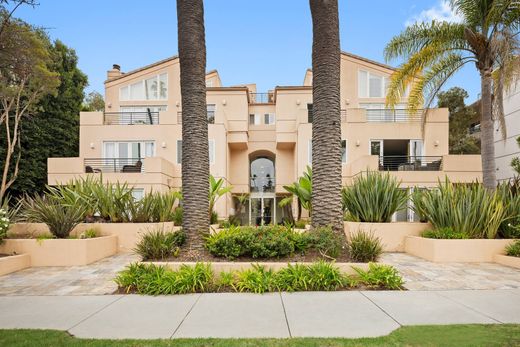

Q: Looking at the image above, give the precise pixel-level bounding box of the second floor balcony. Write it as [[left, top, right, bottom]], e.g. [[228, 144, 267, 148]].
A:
[[250, 176, 275, 193], [84, 158, 144, 173], [378, 156, 443, 171], [103, 111, 159, 125]]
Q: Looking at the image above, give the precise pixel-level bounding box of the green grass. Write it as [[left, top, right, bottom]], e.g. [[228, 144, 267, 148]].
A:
[[1, 325, 520, 346]]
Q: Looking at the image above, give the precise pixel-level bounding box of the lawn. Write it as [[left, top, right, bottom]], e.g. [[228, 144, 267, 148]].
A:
[[1, 325, 519, 346]]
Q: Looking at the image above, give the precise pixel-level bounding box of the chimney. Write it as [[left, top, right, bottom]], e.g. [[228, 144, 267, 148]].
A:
[[107, 64, 122, 80]]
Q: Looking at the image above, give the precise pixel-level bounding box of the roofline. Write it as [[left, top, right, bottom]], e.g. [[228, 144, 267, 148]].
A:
[[105, 56, 179, 84], [341, 51, 396, 71]]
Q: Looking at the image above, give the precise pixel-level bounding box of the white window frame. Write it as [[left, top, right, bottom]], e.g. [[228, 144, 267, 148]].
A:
[[177, 139, 215, 165], [119, 73, 168, 101], [131, 188, 145, 201], [264, 113, 275, 125], [102, 141, 156, 159], [358, 69, 387, 98]]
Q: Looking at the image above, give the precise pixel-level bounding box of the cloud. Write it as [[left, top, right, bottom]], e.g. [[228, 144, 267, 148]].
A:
[[405, 1, 462, 26]]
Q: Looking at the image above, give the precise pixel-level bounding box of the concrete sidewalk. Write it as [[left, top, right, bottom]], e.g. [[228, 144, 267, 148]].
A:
[[0, 290, 519, 339]]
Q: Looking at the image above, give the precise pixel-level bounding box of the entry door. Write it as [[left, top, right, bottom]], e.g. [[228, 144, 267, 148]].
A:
[[249, 196, 275, 226], [370, 140, 384, 167]]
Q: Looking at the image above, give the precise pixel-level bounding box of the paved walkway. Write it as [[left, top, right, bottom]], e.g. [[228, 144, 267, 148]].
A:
[[0, 290, 519, 339], [1, 253, 520, 295]]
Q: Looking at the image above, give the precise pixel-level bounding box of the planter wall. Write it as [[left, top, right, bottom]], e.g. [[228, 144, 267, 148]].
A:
[[0, 254, 31, 276], [493, 254, 520, 269], [0, 236, 117, 266], [404, 236, 515, 262], [344, 221, 430, 252], [151, 261, 372, 275], [9, 222, 180, 253]]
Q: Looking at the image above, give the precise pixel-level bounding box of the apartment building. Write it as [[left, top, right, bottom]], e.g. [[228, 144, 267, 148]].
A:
[[495, 81, 520, 182], [48, 52, 482, 225]]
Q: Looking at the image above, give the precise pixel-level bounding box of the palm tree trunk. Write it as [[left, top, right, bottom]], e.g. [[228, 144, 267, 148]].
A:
[[480, 71, 497, 189], [309, 0, 343, 233], [177, 0, 209, 252]]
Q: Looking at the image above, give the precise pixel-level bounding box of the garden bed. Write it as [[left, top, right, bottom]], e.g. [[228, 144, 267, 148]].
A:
[[493, 254, 520, 269], [0, 236, 117, 266], [404, 236, 515, 262], [344, 221, 430, 252], [0, 253, 31, 276]]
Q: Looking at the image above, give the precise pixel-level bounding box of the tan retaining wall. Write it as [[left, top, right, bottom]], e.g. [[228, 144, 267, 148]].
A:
[[344, 221, 430, 252], [0, 254, 31, 276], [0, 236, 117, 266], [404, 236, 514, 262], [493, 254, 520, 269]]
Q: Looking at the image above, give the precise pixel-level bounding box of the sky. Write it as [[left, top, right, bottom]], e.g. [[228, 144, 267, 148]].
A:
[[12, 0, 480, 103]]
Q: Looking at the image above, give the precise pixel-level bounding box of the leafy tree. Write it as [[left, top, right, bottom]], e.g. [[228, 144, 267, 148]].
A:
[[511, 137, 520, 175], [208, 175, 232, 223], [309, 0, 343, 233], [279, 166, 312, 221], [82, 91, 104, 112], [385, 0, 520, 189], [177, 0, 210, 253], [0, 13, 60, 202], [437, 87, 480, 154]]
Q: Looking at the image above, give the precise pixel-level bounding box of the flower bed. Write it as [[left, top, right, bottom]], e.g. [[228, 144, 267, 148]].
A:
[[0, 236, 117, 266], [344, 221, 429, 252], [404, 236, 515, 262], [0, 253, 30, 276]]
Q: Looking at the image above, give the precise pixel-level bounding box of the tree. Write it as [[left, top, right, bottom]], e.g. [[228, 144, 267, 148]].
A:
[[177, 0, 209, 254], [0, 14, 60, 203], [437, 87, 481, 154], [82, 91, 104, 112], [208, 175, 232, 224], [511, 137, 520, 175], [309, 0, 343, 233], [385, 0, 520, 189], [280, 166, 312, 221]]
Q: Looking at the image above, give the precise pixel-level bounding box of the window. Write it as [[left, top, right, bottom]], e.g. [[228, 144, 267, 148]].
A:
[[308, 140, 312, 164], [249, 114, 260, 125], [341, 140, 347, 163], [103, 141, 155, 159], [307, 104, 313, 123], [120, 73, 168, 101], [207, 104, 216, 124], [358, 70, 387, 98], [206, 80, 213, 87], [131, 189, 145, 201], [264, 113, 275, 125], [176, 139, 215, 165]]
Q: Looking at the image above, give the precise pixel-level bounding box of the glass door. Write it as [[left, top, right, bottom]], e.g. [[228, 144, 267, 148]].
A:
[[370, 140, 384, 167], [249, 196, 276, 226]]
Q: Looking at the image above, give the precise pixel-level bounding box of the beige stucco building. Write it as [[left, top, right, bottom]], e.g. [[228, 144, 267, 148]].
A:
[[48, 52, 482, 225]]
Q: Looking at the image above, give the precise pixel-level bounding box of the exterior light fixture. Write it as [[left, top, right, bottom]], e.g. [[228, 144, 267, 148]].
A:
[[90, 143, 95, 149], [296, 99, 301, 105], [176, 101, 180, 107], [355, 140, 360, 147], [434, 140, 439, 147], [222, 99, 227, 105], [161, 142, 167, 148]]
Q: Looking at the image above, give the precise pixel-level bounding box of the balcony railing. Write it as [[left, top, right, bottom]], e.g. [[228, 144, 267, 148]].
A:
[[365, 109, 422, 122], [249, 93, 274, 104], [250, 176, 275, 193], [378, 156, 443, 171], [84, 158, 144, 173], [104, 112, 159, 125]]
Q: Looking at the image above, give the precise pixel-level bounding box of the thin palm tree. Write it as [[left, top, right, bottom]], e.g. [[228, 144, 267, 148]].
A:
[[309, 0, 343, 232], [177, 0, 209, 253], [385, 0, 519, 189], [279, 165, 312, 221]]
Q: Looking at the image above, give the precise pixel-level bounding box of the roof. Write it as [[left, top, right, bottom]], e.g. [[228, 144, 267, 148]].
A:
[[105, 56, 179, 83], [341, 51, 396, 71]]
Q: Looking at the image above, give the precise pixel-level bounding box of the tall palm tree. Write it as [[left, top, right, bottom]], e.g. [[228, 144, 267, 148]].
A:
[[177, 0, 209, 252], [385, 0, 519, 189], [309, 0, 343, 232]]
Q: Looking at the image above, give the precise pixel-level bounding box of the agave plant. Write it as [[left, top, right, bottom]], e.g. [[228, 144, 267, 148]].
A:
[[342, 171, 407, 223], [411, 179, 508, 239], [209, 175, 232, 223], [21, 194, 86, 238], [279, 166, 312, 220]]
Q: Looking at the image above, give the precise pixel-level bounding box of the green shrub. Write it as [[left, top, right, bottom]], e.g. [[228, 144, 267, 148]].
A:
[[307, 227, 343, 258], [506, 240, 520, 257], [274, 261, 345, 292], [81, 228, 98, 239], [342, 171, 407, 223], [0, 208, 9, 243], [234, 264, 276, 293], [134, 227, 186, 261], [21, 195, 85, 238], [497, 182, 520, 238], [173, 206, 183, 226], [352, 263, 403, 290], [421, 227, 469, 239], [347, 229, 383, 262], [412, 179, 507, 239], [294, 219, 307, 229]]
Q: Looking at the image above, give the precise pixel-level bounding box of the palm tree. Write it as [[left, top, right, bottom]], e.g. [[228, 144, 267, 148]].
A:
[[177, 0, 209, 252], [309, 0, 344, 232], [279, 166, 312, 221], [208, 175, 232, 223], [385, 0, 519, 189]]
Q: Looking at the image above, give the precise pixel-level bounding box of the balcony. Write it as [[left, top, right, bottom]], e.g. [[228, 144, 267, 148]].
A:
[[84, 158, 144, 173], [365, 109, 422, 122], [378, 156, 443, 171], [249, 92, 274, 104], [250, 176, 275, 193], [103, 112, 159, 125]]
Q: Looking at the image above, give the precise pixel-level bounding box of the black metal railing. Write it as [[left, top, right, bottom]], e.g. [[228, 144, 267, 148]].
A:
[[250, 93, 274, 104], [365, 109, 422, 122], [250, 176, 275, 193], [104, 112, 159, 125], [378, 156, 443, 171], [84, 158, 144, 173]]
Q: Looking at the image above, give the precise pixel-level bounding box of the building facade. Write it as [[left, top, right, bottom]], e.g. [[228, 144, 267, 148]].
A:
[[495, 81, 520, 182], [48, 52, 482, 225]]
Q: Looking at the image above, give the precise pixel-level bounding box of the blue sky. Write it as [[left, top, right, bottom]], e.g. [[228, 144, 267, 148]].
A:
[[13, 0, 480, 103]]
